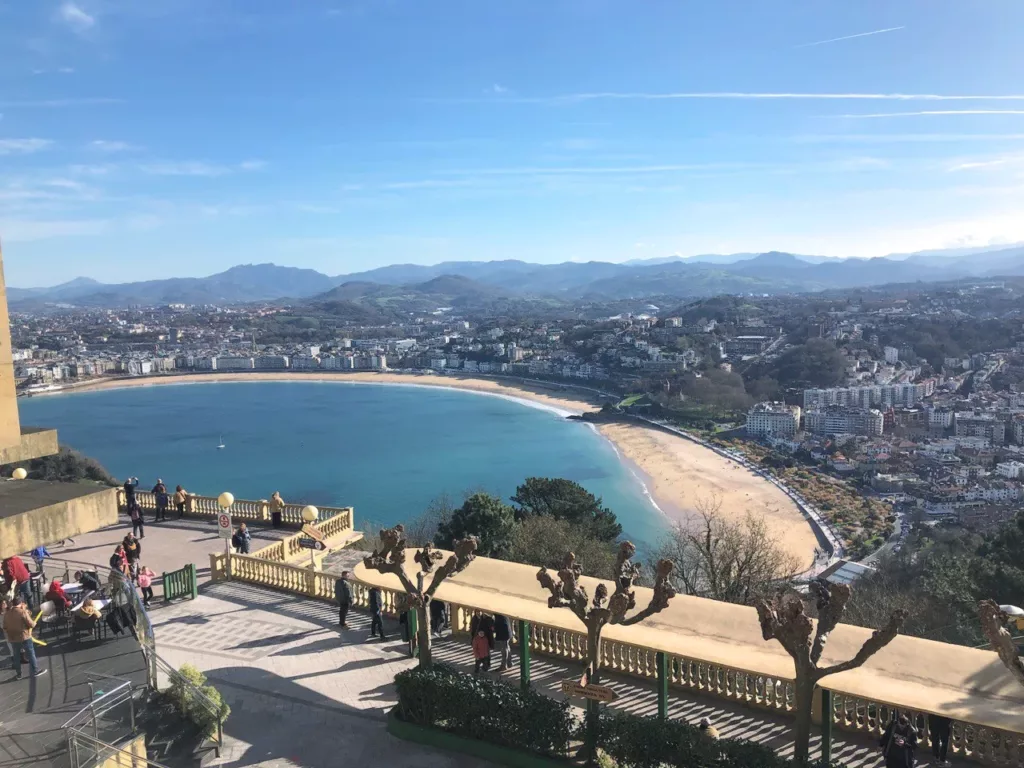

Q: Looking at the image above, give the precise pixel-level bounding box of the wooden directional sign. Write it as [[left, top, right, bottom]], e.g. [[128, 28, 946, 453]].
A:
[[301, 523, 325, 543], [561, 680, 617, 702], [299, 537, 327, 551]]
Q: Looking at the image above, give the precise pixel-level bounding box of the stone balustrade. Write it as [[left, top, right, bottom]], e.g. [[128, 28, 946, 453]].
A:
[[118, 488, 353, 530], [208, 548, 1023, 766]]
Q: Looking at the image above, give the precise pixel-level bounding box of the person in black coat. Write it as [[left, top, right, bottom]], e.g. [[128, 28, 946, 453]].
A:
[[929, 714, 953, 766], [881, 714, 919, 768], [368, 587, 386, 640], [335, 572, 352, 629], [493, 614, 513, 670]]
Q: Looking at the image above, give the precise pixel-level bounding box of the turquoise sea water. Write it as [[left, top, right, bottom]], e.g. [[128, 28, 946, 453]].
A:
[[20, 381, 668, 550]]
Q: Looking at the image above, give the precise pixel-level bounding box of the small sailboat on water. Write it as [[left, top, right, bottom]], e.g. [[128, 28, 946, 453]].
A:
[[217, 434, 226, 450]]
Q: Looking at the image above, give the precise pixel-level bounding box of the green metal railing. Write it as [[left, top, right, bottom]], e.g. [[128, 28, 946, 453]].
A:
[[162, 563, 197, 602]]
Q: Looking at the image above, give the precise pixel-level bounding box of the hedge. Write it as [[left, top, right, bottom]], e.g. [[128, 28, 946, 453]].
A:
[[393, 664, 574, 758]]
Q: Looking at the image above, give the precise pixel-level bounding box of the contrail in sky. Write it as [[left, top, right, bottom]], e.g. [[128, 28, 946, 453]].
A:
[[796, 26, 905, 48]]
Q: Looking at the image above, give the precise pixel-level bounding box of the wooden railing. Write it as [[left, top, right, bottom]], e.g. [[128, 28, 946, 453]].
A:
[[207, 551, 1022, 765]]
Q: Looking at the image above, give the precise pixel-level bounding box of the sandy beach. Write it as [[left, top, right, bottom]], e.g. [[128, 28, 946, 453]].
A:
[[53, 371, 817, 567]]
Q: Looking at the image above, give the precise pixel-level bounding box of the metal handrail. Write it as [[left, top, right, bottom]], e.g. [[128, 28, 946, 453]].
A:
[[66, 729, 174, 768], [61, 681, 134, 729], [152, 653, 224, 750]]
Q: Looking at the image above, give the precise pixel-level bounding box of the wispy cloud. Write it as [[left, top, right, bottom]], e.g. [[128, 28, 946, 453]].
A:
[[947, 155, 1024, 172], [0, 218, 109, 242], [0, 138, 53, 155], [57, 2, 96, 34], [32, 66, 76, 75], [447, 92, 1024, 105], [485, 84, 509, 95], [832, 110, 1024, 118], [791, 133, 1024, 143], [139, 159, 267, 176], [89, 140, 137, 153], [796, 26, 904, 48], [0, 98, 121, 108]]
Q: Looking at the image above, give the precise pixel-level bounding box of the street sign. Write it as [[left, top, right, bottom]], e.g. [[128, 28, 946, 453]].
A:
[[301, 523, 325, 543], [299, 537, 326, 551], [561, 680, 617, 702], [217, 512, 232, 539]]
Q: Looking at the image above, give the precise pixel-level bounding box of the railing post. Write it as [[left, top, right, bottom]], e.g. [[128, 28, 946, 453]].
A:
[[821, 688, 833, 766], [190, 563, 198, 599], [518, 619, 531, 692], [656, 651, 668, 720], [161, 572, 169, 603]]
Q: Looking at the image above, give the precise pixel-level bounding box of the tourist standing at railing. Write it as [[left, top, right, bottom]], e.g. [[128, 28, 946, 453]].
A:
[[430, 599, 446, 637], [270, 491, 285, 528], [123, 476, 139, 509], [173, 485, 188, 518], [2, 556, 33, 611], [493, 614, 513, 670], [881, 714, 919, 768], [335, 571, 352, 629], [929, 714, 952, 767], [3, 595, 45, 679], [368, 587, 386, 640], [152, 479, 169, 522]]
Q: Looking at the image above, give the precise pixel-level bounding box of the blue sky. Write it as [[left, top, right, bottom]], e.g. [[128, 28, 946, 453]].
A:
[[2, 1, 1024, 287]]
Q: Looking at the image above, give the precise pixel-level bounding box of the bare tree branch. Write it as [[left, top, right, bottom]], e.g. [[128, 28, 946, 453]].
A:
[[979, 600, 1024, 689], [819, 608, 907, 679], [810, 579, 852, 665]]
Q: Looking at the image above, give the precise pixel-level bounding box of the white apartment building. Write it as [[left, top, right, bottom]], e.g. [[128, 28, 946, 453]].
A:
[[884, 346, 900, 364], [1016, 419, 1024, 446], [804, 407, 884, 437], [929, 408, 954, 429], [254, 355, 290, 370], [290, 356, 319, 370], [995, 461, 1024, 480], [215, 356, 255, 371], [746, 402, 802, 438], [803, 381, 933, 410]]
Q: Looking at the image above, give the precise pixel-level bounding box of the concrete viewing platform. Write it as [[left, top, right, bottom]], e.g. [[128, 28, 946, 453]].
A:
[[0, 479, 119, 559]]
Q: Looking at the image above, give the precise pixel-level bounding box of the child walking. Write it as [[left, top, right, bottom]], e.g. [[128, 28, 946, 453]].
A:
[[137, 565, 155, 607], [472, 629, 491, 676]]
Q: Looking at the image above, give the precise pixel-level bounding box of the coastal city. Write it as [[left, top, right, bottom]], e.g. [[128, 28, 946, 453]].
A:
[[12, 276, 1024, 568]]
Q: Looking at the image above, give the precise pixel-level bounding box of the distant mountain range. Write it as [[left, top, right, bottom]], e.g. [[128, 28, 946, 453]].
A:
[[10, 243, 1024, 308]]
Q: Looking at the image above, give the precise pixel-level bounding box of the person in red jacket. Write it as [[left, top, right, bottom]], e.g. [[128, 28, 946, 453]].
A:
[[45, 579, 71, 612], [2, 556, 33, 610]]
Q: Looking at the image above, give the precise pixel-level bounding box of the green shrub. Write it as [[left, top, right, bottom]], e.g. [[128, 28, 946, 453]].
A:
[[394, 664, 574, 757], [596, 710, 790, 768], [167, 664, 230, 737]]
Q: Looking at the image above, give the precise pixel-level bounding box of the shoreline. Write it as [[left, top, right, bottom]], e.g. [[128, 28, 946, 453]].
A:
[[28, 371, 817, 567]]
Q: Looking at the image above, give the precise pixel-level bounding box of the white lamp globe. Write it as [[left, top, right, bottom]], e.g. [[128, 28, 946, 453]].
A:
[[301, 505, 319, 523], [12, 468, 27, 480], [218, 492, 235, 509]]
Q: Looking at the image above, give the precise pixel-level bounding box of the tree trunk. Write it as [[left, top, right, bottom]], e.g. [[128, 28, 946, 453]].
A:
[[417, 602, 432, 667], [792, 669, 816, 768]]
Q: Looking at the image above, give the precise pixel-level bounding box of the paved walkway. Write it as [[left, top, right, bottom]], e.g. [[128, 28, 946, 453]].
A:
[[150, 582, 972, 768], [149, 581, 485, 768]]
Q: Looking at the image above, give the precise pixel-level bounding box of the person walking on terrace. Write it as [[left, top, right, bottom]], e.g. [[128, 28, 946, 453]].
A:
[[110, 544, 130, 579], [881, 714, 919, 768], [173, 485, 188, 518], [335, 571, 352, 629], [129, 500, 145, 538], [472, 629, 491, 676], [30, 545, 50, 580], [929, 714, 952, 767], [368, 587, 386, 640], [4, 595, 46, 680], [122, 533, 142, 580], [137, 566, 155, 607], [232, 523, 251, 555], [270, 491, 286, 528], [494, 613, 513, 671], [152, 479, 169, 522]]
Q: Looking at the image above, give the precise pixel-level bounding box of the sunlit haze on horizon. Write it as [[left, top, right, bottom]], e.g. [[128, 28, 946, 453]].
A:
[[1, 0, 1023, 286]]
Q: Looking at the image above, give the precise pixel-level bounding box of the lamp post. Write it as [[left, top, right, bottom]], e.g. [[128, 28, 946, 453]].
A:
[[11, 468, 27, 480], [302, 505, 319, 570], [219, 492, 235, 577]]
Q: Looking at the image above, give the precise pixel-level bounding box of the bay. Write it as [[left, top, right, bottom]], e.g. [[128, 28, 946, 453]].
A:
[[20, 381, 668, 551]]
